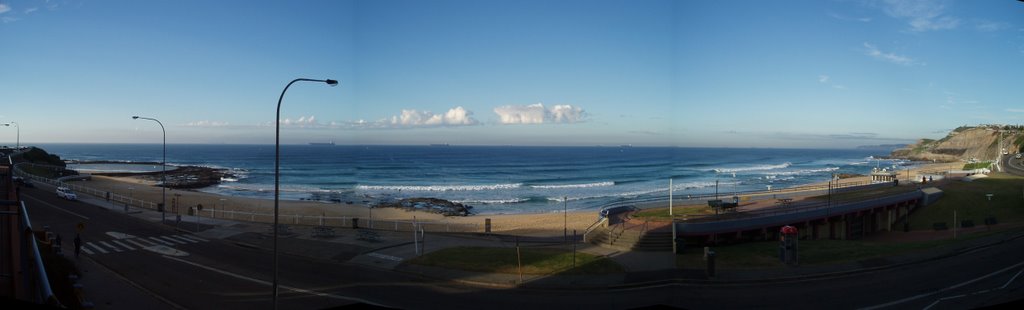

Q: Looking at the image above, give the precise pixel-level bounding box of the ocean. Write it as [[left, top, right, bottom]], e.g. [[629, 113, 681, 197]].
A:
[[41, 144, 910, 214]]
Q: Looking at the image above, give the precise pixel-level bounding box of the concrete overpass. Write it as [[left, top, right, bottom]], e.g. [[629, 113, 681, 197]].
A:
[[676, 188, 941, 245]]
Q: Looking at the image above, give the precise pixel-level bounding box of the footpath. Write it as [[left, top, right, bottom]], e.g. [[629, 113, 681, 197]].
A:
[[56, 187, 1024, 307]]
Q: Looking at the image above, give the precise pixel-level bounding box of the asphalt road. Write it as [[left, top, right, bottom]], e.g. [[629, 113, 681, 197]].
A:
[[1003, 154, 1024, 176], [20, 184, 1024, 309]]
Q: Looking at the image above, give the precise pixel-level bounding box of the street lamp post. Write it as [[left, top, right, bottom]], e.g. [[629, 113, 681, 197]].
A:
[[131, 116, 166, 223], [563, 196, 568, 243], [274, 78, 337, 309], [2, 122, 19, 149]]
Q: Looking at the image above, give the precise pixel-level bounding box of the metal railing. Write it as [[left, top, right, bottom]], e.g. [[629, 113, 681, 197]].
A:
[[581, 217, 607, 243], [196, 208, 480, 233], [14, 163, 480, 233], [681, 189, 922, 224], [594, 179, 880, 213], [19, 201, 61, 306]]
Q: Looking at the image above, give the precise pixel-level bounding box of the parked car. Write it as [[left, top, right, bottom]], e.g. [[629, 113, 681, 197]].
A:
[[13, 177, 35, 188], [599, 205, 638, 219], [56, 187, 78, 200]]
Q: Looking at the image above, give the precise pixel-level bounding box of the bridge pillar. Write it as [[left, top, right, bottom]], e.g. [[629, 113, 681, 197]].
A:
[[829, 218, 836, 240], [887, 208, 894, 231]]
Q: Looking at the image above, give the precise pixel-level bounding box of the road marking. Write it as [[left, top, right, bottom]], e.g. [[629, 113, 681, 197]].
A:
[[125, 239, 149, 249], [81, 247, 95, 255], [112, 240, 135, 251], [24, 195, 90, 220], [167, 235, 197, 243], [159, 236, 187, 245], [367, 252, 403, 262], [135, 238, 159, 247], [161, 255, 388, 307], [1001, 267, 1024, 289], [863, 260, 1024, 310], [87, 243, 109, 254], [148, 237, 173, 246], [177, 234, 208, 242], [99, 241, 123, 252]]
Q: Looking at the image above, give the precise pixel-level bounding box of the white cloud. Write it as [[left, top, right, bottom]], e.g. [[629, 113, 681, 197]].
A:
[[25, 7, 38, 14], [975, 20, 1010, 32], [880, 0, 959, 32], [493, 103, 586, 124], [827, 12, 871, 23], [0, 4, 11, 14], [183, 120, 231, 128], [863, 42, 921, 66], [494, 103, 547, 124], [818, 75, 830, 83], [387, 106, 478, 127], [1008, 109, 1024, 113], [277, 115, 319, 127]]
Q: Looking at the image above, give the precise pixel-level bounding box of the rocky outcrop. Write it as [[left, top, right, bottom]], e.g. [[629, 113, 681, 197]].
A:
[[85, 164, 235, 189], [375, 198, 474, 216], [892, 125, 1023, 162]]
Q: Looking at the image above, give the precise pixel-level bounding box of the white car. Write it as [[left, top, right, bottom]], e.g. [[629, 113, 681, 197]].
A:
[[56, 187, 78, 200]]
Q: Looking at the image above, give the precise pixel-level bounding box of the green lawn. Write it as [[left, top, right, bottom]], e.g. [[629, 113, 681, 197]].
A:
[[633, 205, 714, 220], [404, 246, 624, 275], [963, 162, 993, 170], [676, 234, 1000, 269], [909, 173, 1024, 231]]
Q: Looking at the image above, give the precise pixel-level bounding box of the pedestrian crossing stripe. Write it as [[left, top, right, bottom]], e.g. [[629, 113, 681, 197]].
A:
[[148, 236, 174, 246], [124, 239, 149, 249], [159, 236, 188, 245], [99, 241, 123, 252], [80, 234, 208, 255], [87, 243, 108, 254], [112, 240, 135, 251]]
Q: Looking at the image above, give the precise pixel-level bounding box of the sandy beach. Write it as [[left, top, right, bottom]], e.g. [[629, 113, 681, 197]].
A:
[[65, 161, 964, 234]]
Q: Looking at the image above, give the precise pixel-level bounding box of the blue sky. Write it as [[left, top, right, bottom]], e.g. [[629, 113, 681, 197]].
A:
[[1, 0, 1021, 147]]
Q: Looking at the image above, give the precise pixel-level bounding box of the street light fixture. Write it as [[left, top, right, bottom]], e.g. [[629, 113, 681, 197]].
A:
[[132, 116, 167, 222], [274, 78, 337, 309], [2, 122, 19, 149]]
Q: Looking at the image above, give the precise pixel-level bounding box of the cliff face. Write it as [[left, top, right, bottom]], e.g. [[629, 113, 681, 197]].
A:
[[891, 126, 1023, 162]]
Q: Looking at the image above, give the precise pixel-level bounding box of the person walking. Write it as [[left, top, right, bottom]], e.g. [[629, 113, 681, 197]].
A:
[[74, 234, 82, 258]]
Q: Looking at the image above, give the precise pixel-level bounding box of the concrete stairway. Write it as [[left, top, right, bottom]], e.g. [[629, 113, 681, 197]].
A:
[[588, 223, 673, 252]]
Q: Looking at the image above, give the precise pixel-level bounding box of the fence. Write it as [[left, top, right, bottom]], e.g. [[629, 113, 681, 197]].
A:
[[14, 164, 159, 211], [594, 179, 880, 214], [14, 163, 480, 233], [195, 208, 480, 233]]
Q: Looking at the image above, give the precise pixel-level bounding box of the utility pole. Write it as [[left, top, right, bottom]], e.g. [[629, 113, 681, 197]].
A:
[[669, 179, 673, 216]]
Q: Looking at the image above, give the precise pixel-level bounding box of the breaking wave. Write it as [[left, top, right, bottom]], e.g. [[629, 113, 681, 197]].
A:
[[713, 162, 791, 173], [356, 183, 523, 192], [530, 181, 614, 189]]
